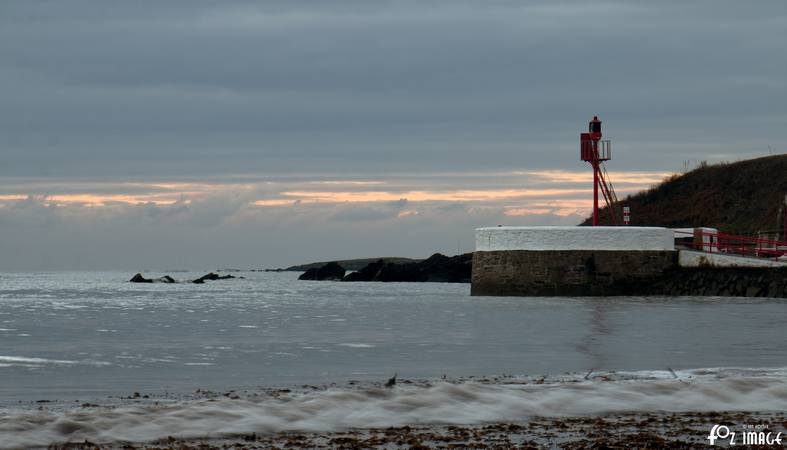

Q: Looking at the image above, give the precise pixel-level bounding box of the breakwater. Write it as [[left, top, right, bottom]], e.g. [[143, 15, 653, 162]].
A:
[[643, 266, 787, 297]]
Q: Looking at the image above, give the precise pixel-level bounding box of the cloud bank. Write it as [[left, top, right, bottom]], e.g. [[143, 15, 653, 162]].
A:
[[0, 170, 669, 269]]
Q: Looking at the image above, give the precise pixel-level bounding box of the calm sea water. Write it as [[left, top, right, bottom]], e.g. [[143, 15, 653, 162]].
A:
[[1, 271, 785, 406], [1, 271, 787, 447]]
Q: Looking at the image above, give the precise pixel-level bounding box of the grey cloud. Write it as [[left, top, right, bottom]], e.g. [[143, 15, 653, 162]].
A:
[[330, 198, 408, 222], [1, 0, 785, 269], [1, 0, 785, 180]]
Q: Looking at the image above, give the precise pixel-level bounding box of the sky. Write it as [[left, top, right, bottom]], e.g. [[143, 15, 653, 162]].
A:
[[1, 0, 786, 270]]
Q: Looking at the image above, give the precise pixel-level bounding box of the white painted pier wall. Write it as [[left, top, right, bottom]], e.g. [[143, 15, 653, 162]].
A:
[[475, 226, 675, 252]]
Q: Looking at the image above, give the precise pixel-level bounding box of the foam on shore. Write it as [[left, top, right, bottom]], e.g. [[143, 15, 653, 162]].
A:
[[1, 367, 786, 449]]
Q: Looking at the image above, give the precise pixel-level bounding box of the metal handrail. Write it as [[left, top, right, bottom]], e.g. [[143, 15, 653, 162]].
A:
[[674, 229, 787, 260], [599, 140, 612, 160]]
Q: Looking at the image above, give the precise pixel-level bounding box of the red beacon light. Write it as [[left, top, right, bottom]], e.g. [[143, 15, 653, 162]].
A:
[[580, 116, 618, 225], [580, 116, 609, 162]]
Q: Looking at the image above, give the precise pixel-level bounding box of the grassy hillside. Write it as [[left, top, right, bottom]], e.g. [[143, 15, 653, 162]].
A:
[[581, 154, 787, 235]]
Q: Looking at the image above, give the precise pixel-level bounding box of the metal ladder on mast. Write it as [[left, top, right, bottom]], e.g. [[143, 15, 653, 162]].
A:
[[597, 160, 619, 224]]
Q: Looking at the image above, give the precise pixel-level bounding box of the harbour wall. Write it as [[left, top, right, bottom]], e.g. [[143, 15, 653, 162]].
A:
[[471, 249, 676, 296], [471, 226, 787, 297]]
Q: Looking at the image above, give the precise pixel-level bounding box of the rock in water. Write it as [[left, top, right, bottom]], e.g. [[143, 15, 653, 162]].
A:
[[129, 273, 152, 283], [192, 272, 236, 284], [385, 373, 397, 388], [130, 273, 178, 283], [298, 262, 346, 281], [197, 273, 220, 282]]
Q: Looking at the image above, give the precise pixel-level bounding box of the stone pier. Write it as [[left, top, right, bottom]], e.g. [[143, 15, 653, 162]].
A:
[[471, 226, 787, 297], [471, 227, 677, 296]]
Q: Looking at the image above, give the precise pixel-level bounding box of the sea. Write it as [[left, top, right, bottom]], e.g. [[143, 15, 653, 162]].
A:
[[0, 270, 786, 447]]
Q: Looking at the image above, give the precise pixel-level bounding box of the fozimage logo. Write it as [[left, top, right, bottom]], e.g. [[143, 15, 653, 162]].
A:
[[707, 424, 782, 446]]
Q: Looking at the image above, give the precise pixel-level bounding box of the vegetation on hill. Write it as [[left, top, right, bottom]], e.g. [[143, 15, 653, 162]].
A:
[[581, 154, 787, 235]]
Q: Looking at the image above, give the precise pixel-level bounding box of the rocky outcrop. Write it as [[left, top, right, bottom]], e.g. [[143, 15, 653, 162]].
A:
[[192, 272, 236, 284], [298, 262, 346, 281], [416, 253, 473, 282], [283, 257, 418, 272], [129, 273, 176, 283], [341, 253, 472, 283], [341, 260, 385, 282], [129, 272, 239, 284], [129, 273, 151, 283]]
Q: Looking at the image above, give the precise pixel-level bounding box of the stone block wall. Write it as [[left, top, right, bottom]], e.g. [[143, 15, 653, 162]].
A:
[[471, 250, 677, 296], [471, 250, 787, 297]]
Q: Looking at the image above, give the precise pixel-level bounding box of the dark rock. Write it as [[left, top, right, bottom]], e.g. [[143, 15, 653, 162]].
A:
[[130, 272, 237, 284], [342, 260, 384, 282], [298, 262, 346, 281], [418, 253, 473, 282], [130, 273, 177, 283], [375, 261, 423, 282], [385, 373, 397, 388], [342, 253, 472, 283], [192, 272, 236, 284], [129, 273, 152, 283]]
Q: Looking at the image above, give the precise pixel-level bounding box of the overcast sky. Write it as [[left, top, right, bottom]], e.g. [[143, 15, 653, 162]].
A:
[[1, 0, 785, 270]]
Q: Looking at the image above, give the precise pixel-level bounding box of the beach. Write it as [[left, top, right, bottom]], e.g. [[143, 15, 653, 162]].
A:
[[38, 412, 783, 449], [5, 369, 787, 448]]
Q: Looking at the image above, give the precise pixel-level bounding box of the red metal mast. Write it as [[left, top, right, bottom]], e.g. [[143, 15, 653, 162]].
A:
[[580, 116, 618, 225]]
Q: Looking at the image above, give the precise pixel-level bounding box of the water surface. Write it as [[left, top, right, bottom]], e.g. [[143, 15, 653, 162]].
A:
[[0, 270, 785, 406]]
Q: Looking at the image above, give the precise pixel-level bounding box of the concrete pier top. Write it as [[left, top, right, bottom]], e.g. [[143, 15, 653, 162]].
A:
[[475, 226, 675, 252]]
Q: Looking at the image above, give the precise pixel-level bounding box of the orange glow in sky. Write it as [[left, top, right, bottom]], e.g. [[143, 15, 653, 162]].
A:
[[277, 188, 589, 203], [0, 169, 670, 216]]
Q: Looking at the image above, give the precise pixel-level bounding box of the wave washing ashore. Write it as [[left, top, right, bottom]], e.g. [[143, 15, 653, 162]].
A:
[[1, 271, 786, 448], [1, 368, 786, 448]]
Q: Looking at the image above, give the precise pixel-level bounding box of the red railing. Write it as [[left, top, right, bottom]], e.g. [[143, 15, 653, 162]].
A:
[[674, 229, 787, 260]]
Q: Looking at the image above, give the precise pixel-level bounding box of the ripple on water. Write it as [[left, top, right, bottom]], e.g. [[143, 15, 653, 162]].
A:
[[0, 356, 112, 367]]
